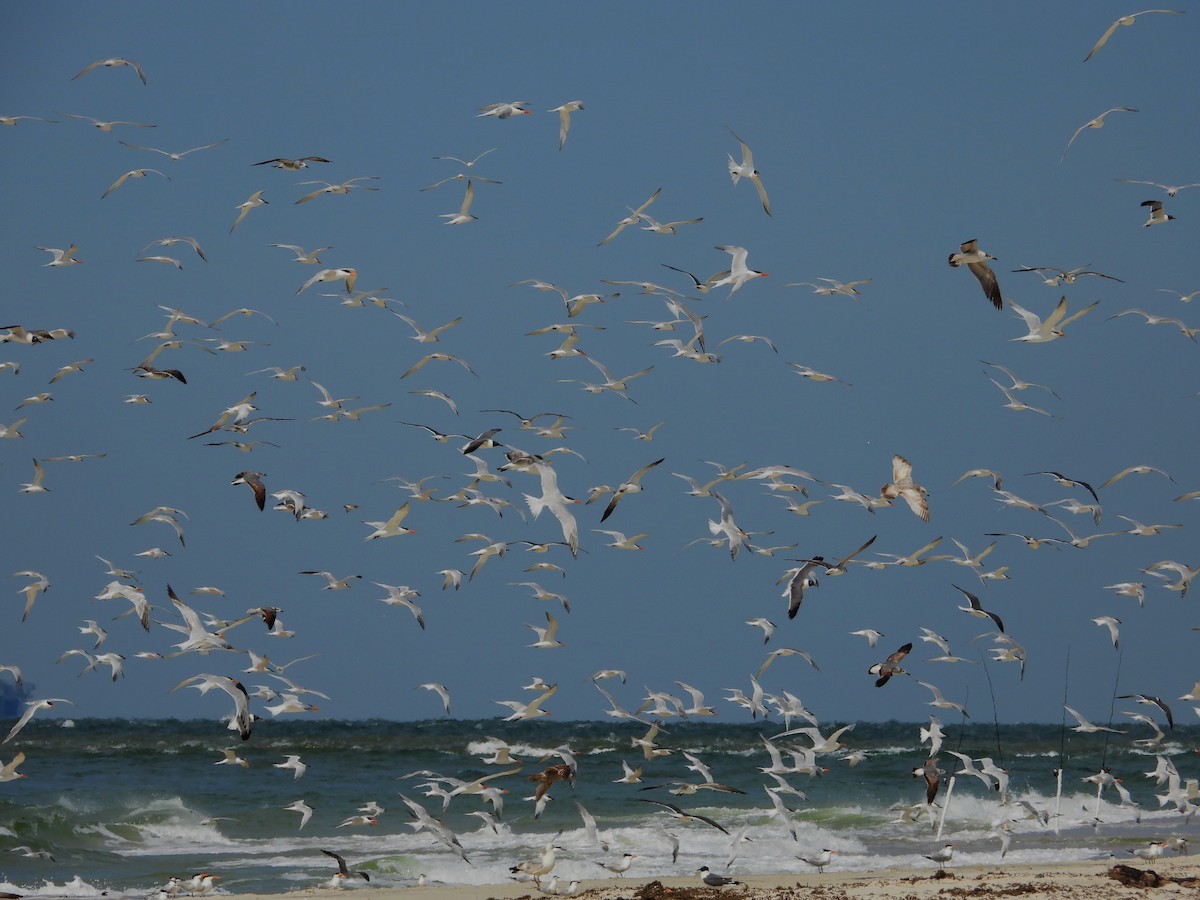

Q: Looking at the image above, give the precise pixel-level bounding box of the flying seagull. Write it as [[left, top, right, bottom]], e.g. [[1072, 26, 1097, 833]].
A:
[[1061, 107, 1138, 163], [1140, 199, 1175, 227], [881, 455, 930, 521], [949, 240, 1003, 309], [72, 57, 147, 84], [1084, 9, 1185, 61], [869, 643, 912, 687]]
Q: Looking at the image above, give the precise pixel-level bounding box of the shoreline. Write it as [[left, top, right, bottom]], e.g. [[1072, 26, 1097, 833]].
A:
[[212, 858, 1200, 900]]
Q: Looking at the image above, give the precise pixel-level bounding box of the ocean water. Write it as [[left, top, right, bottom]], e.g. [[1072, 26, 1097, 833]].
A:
[[1, 718, 1196, 897]]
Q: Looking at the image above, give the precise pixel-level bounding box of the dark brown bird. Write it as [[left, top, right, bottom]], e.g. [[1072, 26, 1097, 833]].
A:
[[913, 756, 944, 804], [949, 239, 1003, 310], [869, 642, 912, 687], [231, 471, 266, 510], [529, 762, 576, 801]]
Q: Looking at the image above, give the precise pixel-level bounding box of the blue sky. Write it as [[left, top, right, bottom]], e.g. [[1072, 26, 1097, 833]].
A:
[[1, 2, 1198, 728]]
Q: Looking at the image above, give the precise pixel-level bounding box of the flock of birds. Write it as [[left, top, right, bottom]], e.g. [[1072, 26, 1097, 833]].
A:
[[2, 7, 1199, 893]]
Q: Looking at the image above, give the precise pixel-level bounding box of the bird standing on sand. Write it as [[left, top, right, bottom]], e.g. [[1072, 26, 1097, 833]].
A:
[[696, 868, 739, 888], [925, 843, 955, 869], [596, 852, 638, 876], [799, 849, 838, 873], [698, 866, 742, 887], [1128, 841, 1167, 861]]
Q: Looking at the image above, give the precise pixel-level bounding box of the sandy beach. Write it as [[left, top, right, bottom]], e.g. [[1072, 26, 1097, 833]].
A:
[[220, 858, 1200, 900]]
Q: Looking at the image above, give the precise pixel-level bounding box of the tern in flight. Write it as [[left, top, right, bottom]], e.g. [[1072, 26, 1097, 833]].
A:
[[230, 190, 267, 232], [1100, 464, 1174, 488], [439, 181, 477, 225], [594, 529, 649, 551], [477, 101, 531, 119], [59, 112, 155, 131], [726, 128, 771, 216], [298, 267, 357, 294], [523, 463, 581, 556], [4, 698, 73, 744], [101, 167, 169, 199], [599, 458, 664, 522], [527, 611, 565, 649], [119, 138, 228, 161], [37, 244, 83, 267], [918, 681, 969, 717], [363, 503, 416, 540], [792, 534, 878, 581], [788, 277, 872, 297], [599, 188, 661, 246], [710, 245, 768, 295], [1010, 296, 1099, 343], [1118, 693, 1174, 730], [1092, 616, 1121, 649], [1064, 705, 1126, 734], [171, 675, 253, 740], [1117, 178, 1200, 198], [1011, 264, 1124, 287], [295, 176, 379, 205], [549, 101, 584, 150], [283, 800, 313, 829]]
